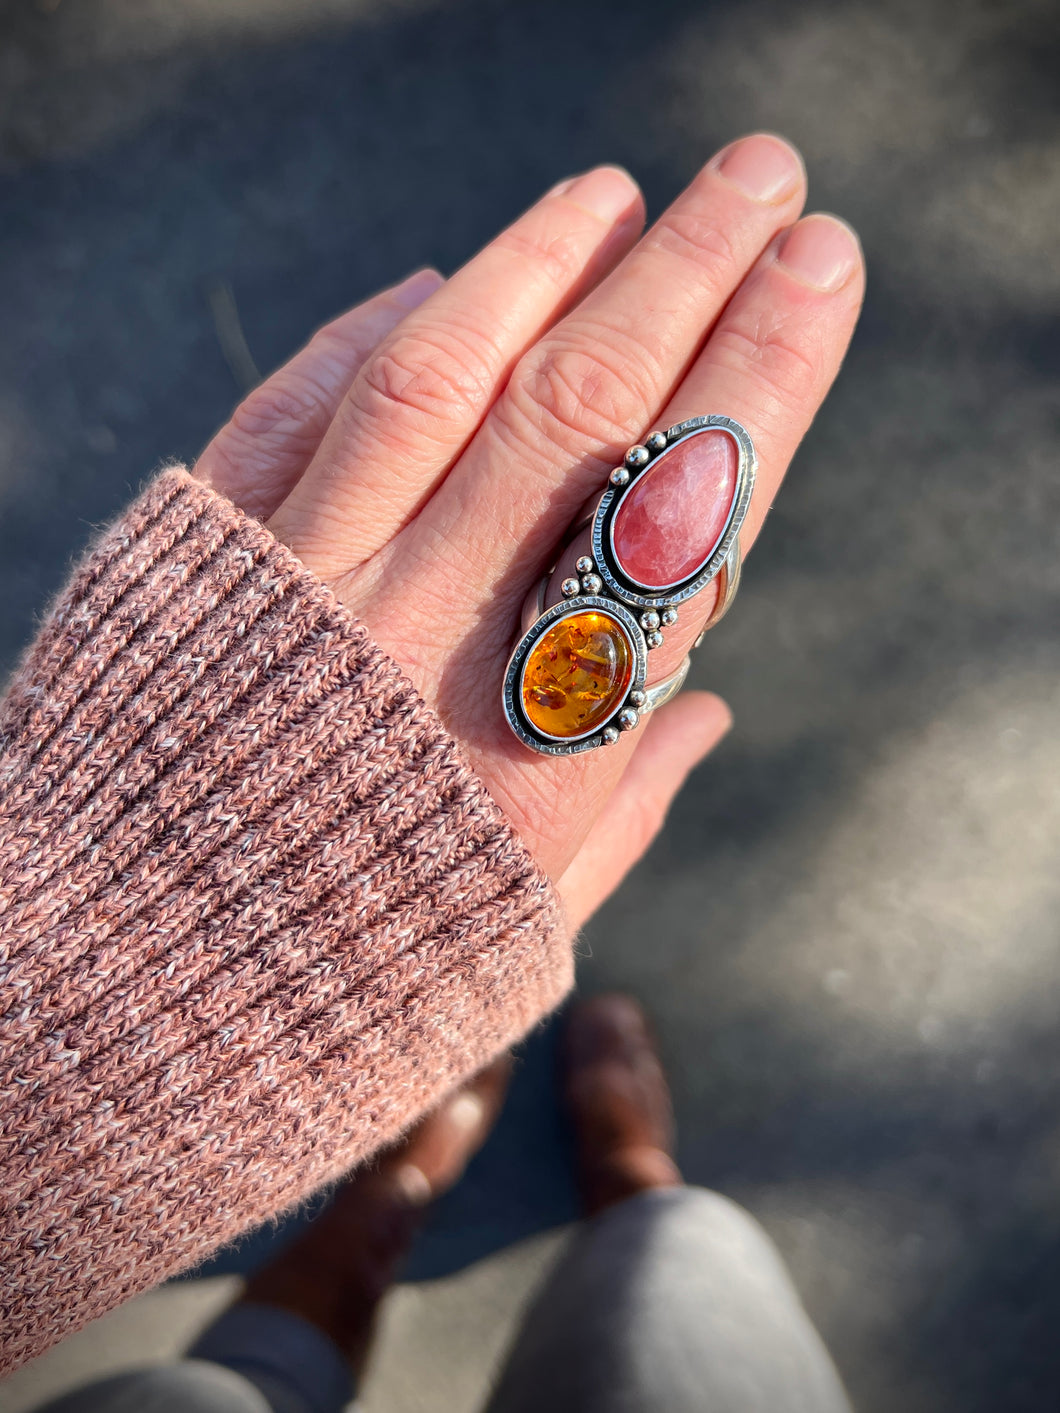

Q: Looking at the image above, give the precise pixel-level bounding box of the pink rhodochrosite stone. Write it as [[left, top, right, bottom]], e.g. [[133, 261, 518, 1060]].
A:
[[611, 429, 739, 590]]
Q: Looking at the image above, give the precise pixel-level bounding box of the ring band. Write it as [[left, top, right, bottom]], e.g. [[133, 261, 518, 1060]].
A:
[[503, 415, 756, 756]]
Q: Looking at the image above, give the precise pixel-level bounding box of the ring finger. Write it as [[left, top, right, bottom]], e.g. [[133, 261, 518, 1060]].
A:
[[422, 212, 862, 877], [364, 134, 808, 687], [594, 210, 866, 693]]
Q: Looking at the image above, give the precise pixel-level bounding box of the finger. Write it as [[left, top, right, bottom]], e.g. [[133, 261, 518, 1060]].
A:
[[389, 134, 807, 621], [618, 212, 865, 689], [381, 1055, 513, 1202], [431, 213, 861, 883], [194, 269, 443, 521], [557, 691, 731, 931], [268, 168, 646, 579]]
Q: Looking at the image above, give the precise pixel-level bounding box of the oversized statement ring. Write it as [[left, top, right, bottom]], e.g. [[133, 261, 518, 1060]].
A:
[[502, 415, 755, 756]]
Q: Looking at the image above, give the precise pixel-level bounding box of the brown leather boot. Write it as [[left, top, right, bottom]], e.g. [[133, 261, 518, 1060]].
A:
[[240, 1056, 511, 1372], [563, 993, 683, 1215]]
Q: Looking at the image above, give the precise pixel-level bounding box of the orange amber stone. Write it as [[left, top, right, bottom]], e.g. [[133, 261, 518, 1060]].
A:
[[521, 609, 633, 740]]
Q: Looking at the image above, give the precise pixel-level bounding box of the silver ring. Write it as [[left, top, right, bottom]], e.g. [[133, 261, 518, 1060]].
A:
[[503, 415, 755, 756]]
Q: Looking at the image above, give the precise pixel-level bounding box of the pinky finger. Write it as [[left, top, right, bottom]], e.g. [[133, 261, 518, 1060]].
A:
[[194, 269, 443, 521], [557, 691, 732, 932]]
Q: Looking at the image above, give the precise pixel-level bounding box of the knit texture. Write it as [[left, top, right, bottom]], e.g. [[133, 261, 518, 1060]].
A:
[[0, 469, 572, 1374]]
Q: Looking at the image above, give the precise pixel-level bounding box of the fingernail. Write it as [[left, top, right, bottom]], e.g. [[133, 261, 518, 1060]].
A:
[[392, 1162, 433, 1206], [448, 1092, 486, 1131], [776, 214, 861, 291], [546, 174, 578, 198], [713, 133, 803, 203], [390, 267, 444, 310], [551, 165, 641, 224]]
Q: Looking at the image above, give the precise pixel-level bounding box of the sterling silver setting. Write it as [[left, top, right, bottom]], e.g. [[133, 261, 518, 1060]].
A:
[[502, 597, 648, 757], [590, 415, 755, 610], [502, 415, 755, 756]]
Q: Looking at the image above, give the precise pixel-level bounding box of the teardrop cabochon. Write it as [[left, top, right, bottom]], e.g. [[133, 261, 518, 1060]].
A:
[[592, 416, 756, 609], [503, 597, 648, 755]]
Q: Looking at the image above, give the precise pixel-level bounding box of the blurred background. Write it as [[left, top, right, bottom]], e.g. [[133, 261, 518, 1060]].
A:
[[2, 0, 1059, 1410]]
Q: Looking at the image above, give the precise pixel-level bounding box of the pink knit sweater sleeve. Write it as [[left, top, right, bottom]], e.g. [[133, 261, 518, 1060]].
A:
[[0, 469, 572, 1373]]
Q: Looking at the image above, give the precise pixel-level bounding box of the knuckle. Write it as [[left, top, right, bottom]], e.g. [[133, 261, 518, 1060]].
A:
[[303, 324, 370, 381], [710, 319, 821, 413], [494, 222, 590, 291], [509, 334, 657, 450], [228, 373, 327, 443], [647, 211, 740, 284], [213, 372, 329, 475], [356, 329, 495, 429]]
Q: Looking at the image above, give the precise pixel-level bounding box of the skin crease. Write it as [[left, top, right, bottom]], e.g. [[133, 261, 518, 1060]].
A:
[[196, 136, 865, 929]]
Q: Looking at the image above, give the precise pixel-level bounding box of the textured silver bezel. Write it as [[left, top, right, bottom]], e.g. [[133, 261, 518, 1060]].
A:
[[502, 597, 648, 757], [590, 415, 756, 610]]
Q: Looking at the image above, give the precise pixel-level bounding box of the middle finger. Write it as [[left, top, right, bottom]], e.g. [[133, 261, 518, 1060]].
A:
[[386, 133, 807, 625]]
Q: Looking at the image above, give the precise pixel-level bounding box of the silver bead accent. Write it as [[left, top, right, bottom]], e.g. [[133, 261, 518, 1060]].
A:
[[581, 573, 603, 595], [561, 576, 581, 598], [646, 630, 664, 650], [575, 555, 594, 575], [640, 609, 660, 632], [618, 707, 640, 732], [646, 431, 667, 452], [660, 606, 679, 627], [625, 444, 650, 470], [628, 689, 646, 709], [609, 466, 630, 487], [601, 726, 620, 746]]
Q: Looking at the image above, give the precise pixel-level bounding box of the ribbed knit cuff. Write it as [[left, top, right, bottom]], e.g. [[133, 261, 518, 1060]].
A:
[[0, 469, 572, 1374]]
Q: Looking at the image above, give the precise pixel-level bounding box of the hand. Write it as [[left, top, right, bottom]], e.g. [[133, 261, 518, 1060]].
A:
[[195, 134, 864, 930]]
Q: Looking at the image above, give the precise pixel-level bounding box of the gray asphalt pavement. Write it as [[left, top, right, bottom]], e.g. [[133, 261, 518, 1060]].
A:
[[2, 1, 1060, 1410]]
